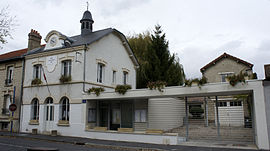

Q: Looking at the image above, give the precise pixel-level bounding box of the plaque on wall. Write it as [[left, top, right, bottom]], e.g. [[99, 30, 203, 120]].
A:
[[46, 55, 57, 72]]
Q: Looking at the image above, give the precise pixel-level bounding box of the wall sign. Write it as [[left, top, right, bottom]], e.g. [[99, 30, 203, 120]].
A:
[[46, 55, 57, 72]]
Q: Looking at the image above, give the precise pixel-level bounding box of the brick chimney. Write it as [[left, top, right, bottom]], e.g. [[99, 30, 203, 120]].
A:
[[28, 29, 42, 51]]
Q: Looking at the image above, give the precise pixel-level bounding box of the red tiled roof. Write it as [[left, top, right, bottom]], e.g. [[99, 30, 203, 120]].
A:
[[0, 48, 28, 61], [200, 52, 253, 72]]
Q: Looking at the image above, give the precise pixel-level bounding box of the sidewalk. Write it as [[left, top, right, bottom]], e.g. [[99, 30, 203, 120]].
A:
[[0, 131, 258, 151]]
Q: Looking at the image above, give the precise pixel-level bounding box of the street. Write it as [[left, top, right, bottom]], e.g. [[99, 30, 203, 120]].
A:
[[0, 136, 120, 151]]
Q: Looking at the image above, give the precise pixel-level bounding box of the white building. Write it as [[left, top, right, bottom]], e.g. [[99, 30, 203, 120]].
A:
[[20, 9, 146, 134]]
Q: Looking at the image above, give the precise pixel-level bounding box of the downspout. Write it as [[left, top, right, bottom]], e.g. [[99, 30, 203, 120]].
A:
[[18, 58, 25, 133], [83, 44, 87, 93]]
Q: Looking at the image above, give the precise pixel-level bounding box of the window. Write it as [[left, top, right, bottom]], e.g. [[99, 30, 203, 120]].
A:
[[97, 63, 105, 83], [218, 101, 227, 107], [219, 72, 233, 82], [112, 109, 120, 124], [61, 60, 72, 77], [230, 101, 242, 106], [6, 66, 13, 85], [135, 109, 146, 122], [45, 97, 54, 121], [88, 108, 96, 123], [33, 64, 42, 79], [31, 98, 39, 120], [2, 95, 11, 114], [112, 71, 116, 84], [59, 97, 69, 121], [82, 22, 85, 29], [123, 71, 128, 85], [86, 22, 89, 29]]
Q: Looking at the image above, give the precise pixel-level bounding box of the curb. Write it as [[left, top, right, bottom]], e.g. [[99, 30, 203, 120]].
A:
[[0, 133, 166, 151]]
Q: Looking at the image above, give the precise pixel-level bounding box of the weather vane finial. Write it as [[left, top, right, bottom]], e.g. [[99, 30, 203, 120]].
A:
[[86, 1, 89, 10]]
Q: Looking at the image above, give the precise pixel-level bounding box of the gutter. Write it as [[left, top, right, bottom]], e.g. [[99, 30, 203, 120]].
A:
[[83, 44, 87, 93], [18, 58, 25, 133]]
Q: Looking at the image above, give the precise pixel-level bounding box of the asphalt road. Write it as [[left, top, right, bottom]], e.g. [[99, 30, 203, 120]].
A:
[[0, 136, 120, 151]]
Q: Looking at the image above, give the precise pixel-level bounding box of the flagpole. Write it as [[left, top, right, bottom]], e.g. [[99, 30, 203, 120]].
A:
[[42, 67, 51, 96]]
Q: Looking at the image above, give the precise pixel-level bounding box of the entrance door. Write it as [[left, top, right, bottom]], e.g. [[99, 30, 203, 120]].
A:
[[45, 97, 54, 132]]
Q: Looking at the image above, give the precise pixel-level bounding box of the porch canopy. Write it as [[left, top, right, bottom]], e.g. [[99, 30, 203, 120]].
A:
[[81, 80, 270, 150]]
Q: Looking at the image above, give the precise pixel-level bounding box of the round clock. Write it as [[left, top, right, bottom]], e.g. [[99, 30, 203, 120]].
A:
[[50, 37, 57, 47]]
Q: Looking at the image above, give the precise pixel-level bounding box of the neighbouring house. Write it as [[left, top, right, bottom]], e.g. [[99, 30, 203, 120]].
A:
[[0, 29, 43, 132], [0, 48, 27, 132], [199, 53, 255, 126]]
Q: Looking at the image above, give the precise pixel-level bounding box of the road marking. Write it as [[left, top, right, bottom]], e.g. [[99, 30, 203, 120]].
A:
[[0, 142, 25, 148]]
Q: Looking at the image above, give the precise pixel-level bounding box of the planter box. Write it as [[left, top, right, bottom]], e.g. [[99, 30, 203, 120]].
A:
[[146, 129, 164, 134], [117, 128, 133, 133], [94, 127, 107, 131]]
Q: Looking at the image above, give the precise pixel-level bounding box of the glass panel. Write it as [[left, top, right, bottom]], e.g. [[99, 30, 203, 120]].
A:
[[88, 108, 96, 122], [112, 109, 120, 124], [121, 102, 132, 128], [46, 106, 49, 121]]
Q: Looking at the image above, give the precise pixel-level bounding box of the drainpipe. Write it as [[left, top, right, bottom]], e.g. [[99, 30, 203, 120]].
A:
[[83, 44, 87, 93], [18, 59, 25, 133]]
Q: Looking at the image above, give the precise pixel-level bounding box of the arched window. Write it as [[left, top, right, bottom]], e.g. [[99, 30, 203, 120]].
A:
[[81, 22, 85, 29], [31, 98, 39, 120], [45, 97, 54, 121], [60, 97, 69, 121]]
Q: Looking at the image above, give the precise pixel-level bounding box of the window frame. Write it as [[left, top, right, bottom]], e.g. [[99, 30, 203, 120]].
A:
[[59, 97, 70, 121], [135, 109, 147, 122], [88, 108, 96, 123], [33, 64, 42, 79], [61, 60, 72, 77], [6, 66, 14, 85], [123, 71, 128, 85], [31, 98, 39, 121], [97, 63, 105, 83]]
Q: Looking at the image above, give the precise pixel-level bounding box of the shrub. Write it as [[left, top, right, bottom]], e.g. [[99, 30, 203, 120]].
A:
[[227, 72, 246, 86], [147, 81, 167, 92], [88, 87, 105, 96], [59, 75, 72, 83], [31, 78, 42, 85], [115, 85, 131, 95]]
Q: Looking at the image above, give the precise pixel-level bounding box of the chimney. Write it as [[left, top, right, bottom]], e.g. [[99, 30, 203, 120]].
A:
[[28, 29, 42, 51]]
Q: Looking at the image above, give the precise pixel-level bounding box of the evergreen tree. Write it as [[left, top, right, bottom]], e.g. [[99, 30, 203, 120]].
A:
[[128, 25, 185, 88]]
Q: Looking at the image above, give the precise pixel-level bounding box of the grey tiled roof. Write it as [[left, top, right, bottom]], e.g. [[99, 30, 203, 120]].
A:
[[25, 28, 139, 66]]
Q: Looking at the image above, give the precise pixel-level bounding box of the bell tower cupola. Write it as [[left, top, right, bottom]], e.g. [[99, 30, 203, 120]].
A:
[[80, 3, 94, 36]]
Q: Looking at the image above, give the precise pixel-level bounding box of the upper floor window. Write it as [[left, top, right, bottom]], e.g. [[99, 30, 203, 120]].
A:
[[6, 66, 13, 85], [123, 71, 128, 85], [33, 64, 42, 79], [97, 63, 105, 83], [31, 98, 39, 121], [112, 71, 116, 84], [59, 97, 69, 121], [219, 72, 233, 82], [61, 60, 72, 77]]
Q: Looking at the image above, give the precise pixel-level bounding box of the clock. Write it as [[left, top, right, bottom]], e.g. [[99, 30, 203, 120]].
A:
[[50, 37, 57, 47]]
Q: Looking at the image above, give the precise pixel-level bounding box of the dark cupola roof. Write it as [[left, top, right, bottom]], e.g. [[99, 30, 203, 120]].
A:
[[80, 10, 94, 36]]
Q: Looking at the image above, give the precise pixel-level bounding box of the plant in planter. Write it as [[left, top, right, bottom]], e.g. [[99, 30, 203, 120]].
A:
[[59, 75, 72, 83], [184, 79, 192, 87], [115, 85, 131, 95], [184, 77, 207, 87], [227, 72, 246, 86], [197, 76, 208, 86], [189, 107, 204, 119], [31, 78, 42, 85], [88, 87, 105, 96], [147, 81, 167, 92]]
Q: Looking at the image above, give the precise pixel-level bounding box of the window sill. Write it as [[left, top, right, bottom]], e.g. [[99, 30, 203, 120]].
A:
[[57, 120, 70, 126], [29, 120, 39, 125]]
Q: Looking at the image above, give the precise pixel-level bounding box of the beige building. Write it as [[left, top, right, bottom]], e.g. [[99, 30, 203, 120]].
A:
[[0, 48, 27, 132], [0, 29, 42, 132]]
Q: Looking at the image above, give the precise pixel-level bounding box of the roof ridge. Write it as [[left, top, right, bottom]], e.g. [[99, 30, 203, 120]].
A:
[[200, 52, 253, 72]]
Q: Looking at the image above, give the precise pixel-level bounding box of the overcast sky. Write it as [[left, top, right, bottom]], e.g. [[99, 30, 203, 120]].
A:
[[0, 0, 269, 79]]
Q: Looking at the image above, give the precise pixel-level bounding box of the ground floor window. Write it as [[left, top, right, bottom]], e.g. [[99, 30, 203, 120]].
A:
[[45, 97, 54, 121], [31, 98, 39, 120], [88, 108, 96, 123], [112, 109, 120, 124], [230, 101, 242, 106], [59, 97, 69, 121], [135, 109, 146, 122]]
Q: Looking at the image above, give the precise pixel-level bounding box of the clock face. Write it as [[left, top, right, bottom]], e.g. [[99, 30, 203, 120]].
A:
[[50, 37, 57, 47]]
